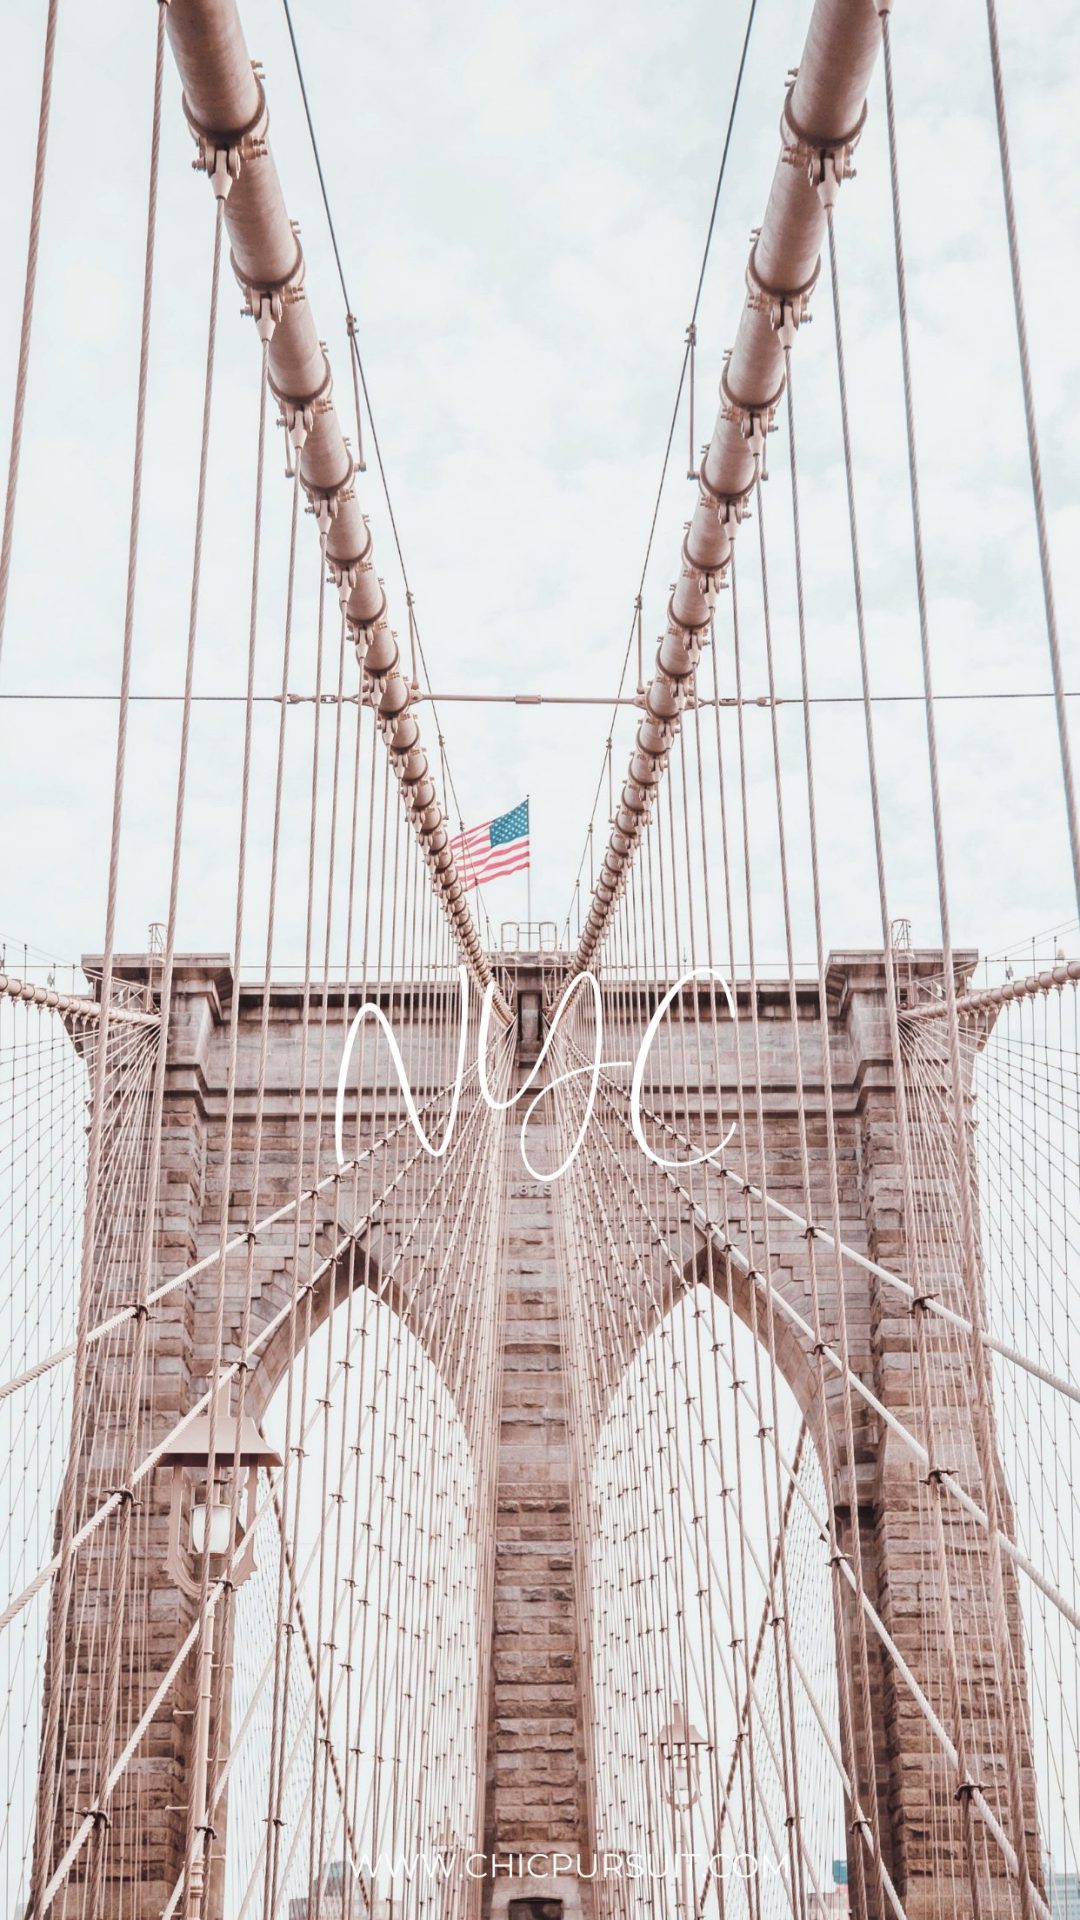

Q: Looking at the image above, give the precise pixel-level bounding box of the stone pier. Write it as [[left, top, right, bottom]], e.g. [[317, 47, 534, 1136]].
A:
[[33, 949, 1044, 1919], [481, 1107, 594, 1919]]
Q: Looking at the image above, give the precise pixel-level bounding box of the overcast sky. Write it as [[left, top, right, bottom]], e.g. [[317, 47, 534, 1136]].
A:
[[0, 0, 1077, 978]]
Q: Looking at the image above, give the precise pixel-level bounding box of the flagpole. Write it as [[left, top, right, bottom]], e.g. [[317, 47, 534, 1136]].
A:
[[526, 793, 531, 939]]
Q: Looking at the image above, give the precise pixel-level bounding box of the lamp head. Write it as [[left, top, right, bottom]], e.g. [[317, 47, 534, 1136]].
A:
[[161, 1383, 281, 1594], [657, 1701, 707, 1811]]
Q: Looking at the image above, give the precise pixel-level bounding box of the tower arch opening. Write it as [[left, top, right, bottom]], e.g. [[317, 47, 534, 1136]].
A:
[[224, 1287, 482, 1919], [586, 1280, 844, 1918]]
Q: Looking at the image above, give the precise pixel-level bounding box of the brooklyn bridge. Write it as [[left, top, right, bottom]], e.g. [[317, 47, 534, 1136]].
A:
[[0, 0, 1077, 1916]]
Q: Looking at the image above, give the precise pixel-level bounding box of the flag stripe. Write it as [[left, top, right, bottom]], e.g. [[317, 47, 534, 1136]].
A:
[[474, 848, 529, 875], [456, 846, 530, 891], [455, 852, 526, 875], [448, 799, 530, 892]]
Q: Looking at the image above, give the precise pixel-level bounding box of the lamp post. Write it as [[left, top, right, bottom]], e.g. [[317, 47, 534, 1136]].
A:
[[159, 1383, 282, 1920], [658, 1703, 707, 1918], [432, 1815, 469, 1920]]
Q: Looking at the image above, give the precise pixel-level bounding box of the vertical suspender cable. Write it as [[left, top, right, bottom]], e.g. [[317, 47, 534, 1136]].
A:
[[572, 0, 880, 972], [0, 0, 59, 675], [32, 32, 204, 1920], [84, 12, 169, 1907], [878, 14, 1039, 1912], [982, 0, 1079, 917]]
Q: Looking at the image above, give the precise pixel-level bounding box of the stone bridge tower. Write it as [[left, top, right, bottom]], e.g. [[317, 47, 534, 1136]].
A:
[[34, 949, 1041, 1920]]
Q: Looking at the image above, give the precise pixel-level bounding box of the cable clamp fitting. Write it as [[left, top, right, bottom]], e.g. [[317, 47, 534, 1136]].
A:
[[781, 86, 867, 211], [236, 226, 305, 344], [954, 1774, 985, 1804], [694, 453, 738, 528], [76, 1806, 112, 1833], [305, 470, 354, 538], [702, 480, 753, 557], [270, 357, 332, 456], [328, 557, 362, 611], [184, 68, 269, 202], [722, 500, 749, 557], [746, 239, 820, 349], [117, 1299, 152, 1323], [720, 366, 783, 479], [924, 1464, 955, 1488], [687, 550, 729, 611]]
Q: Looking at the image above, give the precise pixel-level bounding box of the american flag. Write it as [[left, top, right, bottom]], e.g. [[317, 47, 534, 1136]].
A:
[[449, 799, 530, 892]]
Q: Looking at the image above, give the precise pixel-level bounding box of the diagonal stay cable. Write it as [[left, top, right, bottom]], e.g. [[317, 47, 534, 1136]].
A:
[[281, 0, 754, 936], [565, 0, 758, 923], [280, 0, 500, 926]]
